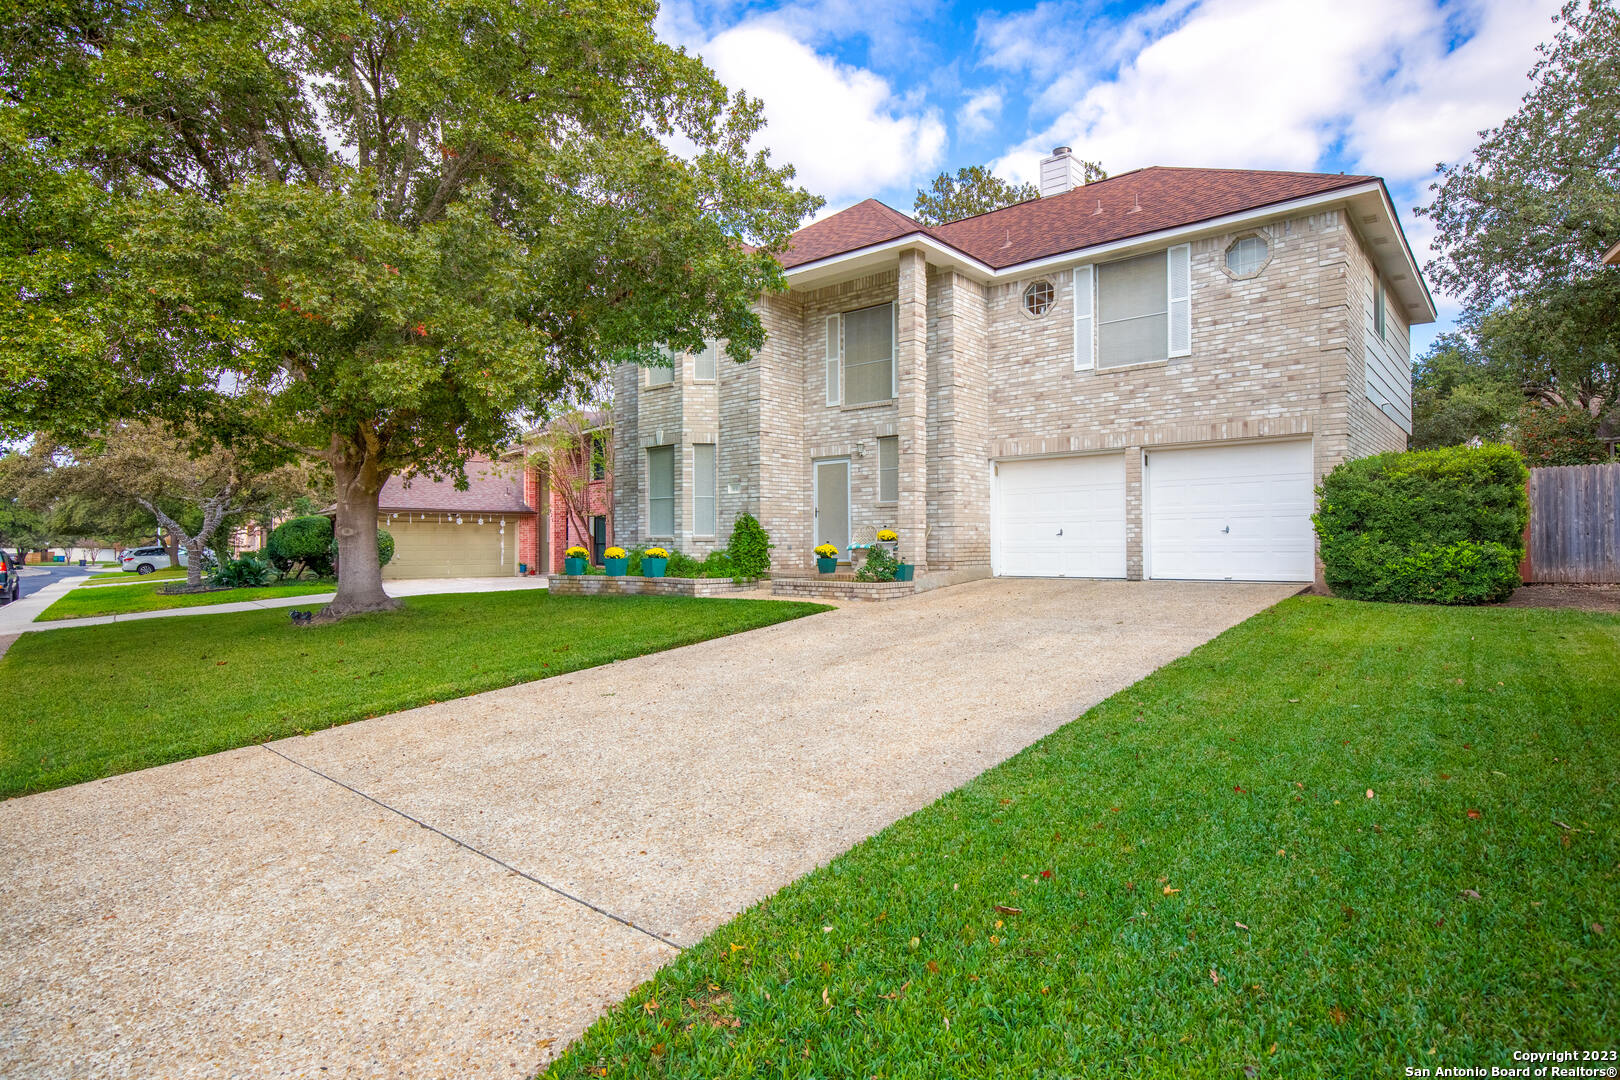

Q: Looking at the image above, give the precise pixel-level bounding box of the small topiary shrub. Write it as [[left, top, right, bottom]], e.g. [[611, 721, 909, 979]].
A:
[[726, 513, 772, 581], [266, 515, 335, 579], [1314, 444, 1528, 604], [208, 552, 273, 589]]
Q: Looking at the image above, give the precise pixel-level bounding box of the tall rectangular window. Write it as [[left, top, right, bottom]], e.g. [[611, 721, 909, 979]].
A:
[[590, 433, 606, 480], [842, 303, 894, 405], [646, 347, 675, 387], [1096, 251, 1168, 368], [692, 444, 716, 536], [694, 340, 718, 382], [877, 436, 898, 503], [647, 445, 674, 536]]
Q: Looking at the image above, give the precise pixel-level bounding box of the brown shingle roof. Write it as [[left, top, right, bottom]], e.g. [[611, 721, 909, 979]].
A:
[[378, 459, 532, 514], [779, 167, 1378, 271]]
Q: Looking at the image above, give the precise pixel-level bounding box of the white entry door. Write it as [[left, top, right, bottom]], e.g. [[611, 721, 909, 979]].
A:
[[1146, 440, 1315, 582], [813, 458, 851, 560], [992, 454, 1126, 578]]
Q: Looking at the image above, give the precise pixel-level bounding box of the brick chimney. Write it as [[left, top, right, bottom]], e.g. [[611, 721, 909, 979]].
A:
[[1039, 146, 1083, 197]]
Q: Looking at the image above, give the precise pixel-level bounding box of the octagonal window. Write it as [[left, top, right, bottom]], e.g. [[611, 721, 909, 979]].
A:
[[1023, 279, 1055, 317], [1225, 235, 1268, 277]]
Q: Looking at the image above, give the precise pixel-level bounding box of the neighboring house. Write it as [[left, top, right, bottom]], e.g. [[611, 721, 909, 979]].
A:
[[377, 458, 534, 578], [522, 410, 614, 573], [613, 150, 1435, 584], [1604, 238, 1620, 266]]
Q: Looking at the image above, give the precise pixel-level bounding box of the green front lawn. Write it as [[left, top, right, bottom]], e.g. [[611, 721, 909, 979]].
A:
[[551, 597, 1619, 1079], [0, 592, 826, 798], [84, 567, 188, 585], [38, 579, 337, 620]]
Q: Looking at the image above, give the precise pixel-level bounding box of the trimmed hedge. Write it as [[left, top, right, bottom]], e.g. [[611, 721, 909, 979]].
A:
[[1314, 444, 1528, 604], [266, 514, 395, 579]]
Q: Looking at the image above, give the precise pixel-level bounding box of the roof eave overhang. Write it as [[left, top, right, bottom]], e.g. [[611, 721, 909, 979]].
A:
[[783, 181, 1438, 323]]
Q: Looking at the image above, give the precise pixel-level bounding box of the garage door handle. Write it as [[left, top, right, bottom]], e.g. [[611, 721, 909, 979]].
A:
[[1056, 528, 1063, 536], [1222, 526, 1230, 533]]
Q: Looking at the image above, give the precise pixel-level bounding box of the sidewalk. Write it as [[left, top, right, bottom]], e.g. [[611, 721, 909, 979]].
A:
[[0, 575, 550, 636]]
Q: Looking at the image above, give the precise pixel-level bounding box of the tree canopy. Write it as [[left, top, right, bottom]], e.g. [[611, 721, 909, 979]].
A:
[[914, 164, 1095, 226], [1421, 0, 1619, 425], [2, 0, 819, 615]]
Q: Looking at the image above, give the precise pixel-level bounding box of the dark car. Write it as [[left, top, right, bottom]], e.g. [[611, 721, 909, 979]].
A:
[[0, 550, 19, 605]]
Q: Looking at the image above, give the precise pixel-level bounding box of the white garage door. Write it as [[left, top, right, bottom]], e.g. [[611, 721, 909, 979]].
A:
[[1146, 440, 1315, 582], [993, 454, 1126, 578], [384, 519, 517, 580]]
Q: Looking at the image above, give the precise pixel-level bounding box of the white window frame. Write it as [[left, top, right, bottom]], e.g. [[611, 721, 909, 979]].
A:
[[646, 347, 675, 388], [694, 340, 718, 383], [646, 445, 675, 538], [691, 443, 716, 537], [877, 435, 899, 504], [840, 302, 896, 406], [1074, 246, 1191, 369]]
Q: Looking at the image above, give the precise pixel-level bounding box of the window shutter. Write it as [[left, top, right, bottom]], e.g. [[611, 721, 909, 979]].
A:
[[1072, 265, 1094, 371], [1167, 243, 1191, 358], [824, 314, 840, 405]]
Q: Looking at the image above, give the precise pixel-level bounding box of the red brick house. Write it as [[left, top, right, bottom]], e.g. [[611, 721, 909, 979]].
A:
[[518, 410, 613, 575]]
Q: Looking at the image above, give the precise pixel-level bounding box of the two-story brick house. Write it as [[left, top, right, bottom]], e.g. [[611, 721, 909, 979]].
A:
[[612, 149, 1434, 584]]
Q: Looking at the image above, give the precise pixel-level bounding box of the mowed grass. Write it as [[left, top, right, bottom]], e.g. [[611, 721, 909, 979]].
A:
[[84, 567, 188, 585], [549, 597, 1619, 1079], [38, 579, 337, 620], [0, 592, 826, 798]]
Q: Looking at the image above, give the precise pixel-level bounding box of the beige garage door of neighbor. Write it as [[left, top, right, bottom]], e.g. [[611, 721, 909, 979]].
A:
[[384, 518, 517, 580]]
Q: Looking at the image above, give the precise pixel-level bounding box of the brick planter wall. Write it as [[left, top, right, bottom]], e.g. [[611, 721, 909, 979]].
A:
[[548, 576, 752, 598], [770, 576, 915, 602]]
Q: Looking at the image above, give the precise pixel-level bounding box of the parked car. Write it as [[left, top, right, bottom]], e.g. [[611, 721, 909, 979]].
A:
[[0, 550, 19, 605], [119, 546, 213, 575]]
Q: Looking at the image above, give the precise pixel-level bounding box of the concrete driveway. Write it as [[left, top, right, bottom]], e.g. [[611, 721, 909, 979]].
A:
[[0, 577, 1297, 1078]]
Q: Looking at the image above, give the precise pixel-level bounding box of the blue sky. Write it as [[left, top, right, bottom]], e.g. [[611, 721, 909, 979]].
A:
[[655, 0, 1564, 355]]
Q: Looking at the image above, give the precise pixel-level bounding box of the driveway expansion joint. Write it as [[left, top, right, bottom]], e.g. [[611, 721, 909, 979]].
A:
[[258, 741, 683, 951]]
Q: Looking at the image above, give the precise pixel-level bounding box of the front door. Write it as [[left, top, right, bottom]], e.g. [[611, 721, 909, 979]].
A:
[[813, 458, 850, 560]]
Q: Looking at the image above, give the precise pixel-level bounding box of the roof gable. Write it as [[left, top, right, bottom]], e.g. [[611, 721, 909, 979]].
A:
[[378, 458, 532, 514]]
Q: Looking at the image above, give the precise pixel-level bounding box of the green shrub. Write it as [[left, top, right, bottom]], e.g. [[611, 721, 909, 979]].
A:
[[208, 552, 274, 589], [626, 545, 736, 578], [726, 513, 772, 581], [266, 515, 334, 578], [1314, 444, 1528, 604], [855, 544, 898, 582]]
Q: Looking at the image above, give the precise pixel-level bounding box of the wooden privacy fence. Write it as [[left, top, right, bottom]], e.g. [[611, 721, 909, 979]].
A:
[[1522, 463, 1620, 584]]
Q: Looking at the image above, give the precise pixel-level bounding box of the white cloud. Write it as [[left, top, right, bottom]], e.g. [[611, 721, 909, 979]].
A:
[[699, 24, 947, 205], [958, 89, 1005, 137], [988, 0, 1559, 190]]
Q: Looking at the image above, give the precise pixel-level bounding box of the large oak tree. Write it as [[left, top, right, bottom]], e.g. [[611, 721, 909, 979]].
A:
[[2, 0, 819, 616]]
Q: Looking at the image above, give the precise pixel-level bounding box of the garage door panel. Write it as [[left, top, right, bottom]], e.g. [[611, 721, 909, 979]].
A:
[[1146, 441, 1314, 583], [994, 455, 1126, 579], [384, 519, 517, 580]]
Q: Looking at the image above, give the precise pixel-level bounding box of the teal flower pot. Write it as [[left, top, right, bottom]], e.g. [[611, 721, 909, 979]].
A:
[[817, 557, 837, 574], [895, 562, 914, 582], [642, 557, 668, 578], [606, 557, 629, 577], [564, 557, 586, 576]]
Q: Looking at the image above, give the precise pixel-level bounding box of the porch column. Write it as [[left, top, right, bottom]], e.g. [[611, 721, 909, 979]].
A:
[[896, 248, 928, 571]]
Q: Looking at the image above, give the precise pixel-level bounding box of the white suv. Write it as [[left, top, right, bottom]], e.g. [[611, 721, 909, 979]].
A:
[[120, 546, 209, 575]]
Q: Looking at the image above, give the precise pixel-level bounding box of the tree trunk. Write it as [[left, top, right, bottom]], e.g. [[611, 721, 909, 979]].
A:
[[323, 443, 399, 620]]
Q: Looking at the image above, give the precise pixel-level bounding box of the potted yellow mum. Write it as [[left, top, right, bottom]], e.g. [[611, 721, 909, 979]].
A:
[[563, 546, 589, 575], [604, 546, 629, 576], [642, 547, 669, 577], [814, 543, 839, 574], [876, 528, 913, 581]]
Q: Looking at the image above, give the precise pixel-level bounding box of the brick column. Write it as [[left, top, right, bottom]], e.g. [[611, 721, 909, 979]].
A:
[[1125, 446, 1144, 580], [896, 249, 929, 571]]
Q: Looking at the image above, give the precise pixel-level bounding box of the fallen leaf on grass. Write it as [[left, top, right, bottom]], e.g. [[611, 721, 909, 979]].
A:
[[1163, 886, 1180, 895], [926, 960, 939, 974], [643, 999, 658, 1014], [821, 987, 830, 1008], [1233, 785, 1247, 794], [1466, 809, 1482, 819], [1041, 869, 1053, 879], [1594, 923, 1605, 935], [1210, 968, 1220, 985], [994, 905, 1022, 915], [1366, 789, 1375, 799], [1235, 921, 1250, 931], [1328, 1006, 1348, 1025], [1459, 888, 1482, 900]]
